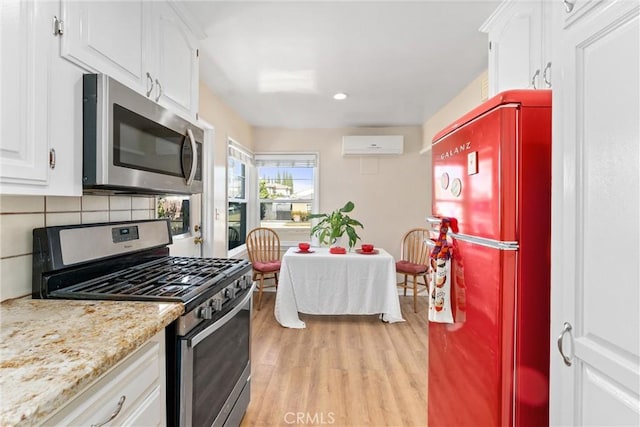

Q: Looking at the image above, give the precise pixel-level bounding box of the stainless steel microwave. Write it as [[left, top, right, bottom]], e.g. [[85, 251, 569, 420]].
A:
[[83, 74, 203, 195]]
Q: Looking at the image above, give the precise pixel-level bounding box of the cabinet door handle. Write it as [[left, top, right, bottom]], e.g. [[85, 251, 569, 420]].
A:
[[563, 0, 575, 13], [557, 322, 574, 366], [91, 395, 126, 427], [543, 62, 552, 88], [146, 72, 154, 97], [194, 236, 204, 245], [531, 69, 540, 89], [155, 79, 163, 102], [49, 148, 56, 169]]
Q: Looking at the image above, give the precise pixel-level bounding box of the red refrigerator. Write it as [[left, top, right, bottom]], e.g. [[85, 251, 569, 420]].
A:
[[427, 90, 552, 426]]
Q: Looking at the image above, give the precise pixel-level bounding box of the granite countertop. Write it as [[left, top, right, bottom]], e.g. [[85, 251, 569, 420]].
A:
[[0, 297, 184, 427]]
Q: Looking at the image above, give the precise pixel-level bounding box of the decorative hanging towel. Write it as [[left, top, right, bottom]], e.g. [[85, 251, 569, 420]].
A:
[[428, 217, 458, 324]]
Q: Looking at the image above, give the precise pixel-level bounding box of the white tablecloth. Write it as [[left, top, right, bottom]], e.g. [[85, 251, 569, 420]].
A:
[[274, 247, 405, 328]]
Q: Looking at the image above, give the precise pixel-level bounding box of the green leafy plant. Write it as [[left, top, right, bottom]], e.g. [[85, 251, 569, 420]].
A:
[[309, 201, 364, 250]]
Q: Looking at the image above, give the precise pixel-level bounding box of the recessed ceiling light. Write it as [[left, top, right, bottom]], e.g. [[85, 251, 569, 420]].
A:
[[333, 92, 348, 100]]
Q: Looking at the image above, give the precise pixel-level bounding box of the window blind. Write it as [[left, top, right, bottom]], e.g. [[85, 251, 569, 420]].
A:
[[228, 141, 254, 165], [254, 153, 318, 168]]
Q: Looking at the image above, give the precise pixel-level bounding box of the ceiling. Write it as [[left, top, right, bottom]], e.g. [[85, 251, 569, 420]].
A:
[[181, 1, 500, 129]]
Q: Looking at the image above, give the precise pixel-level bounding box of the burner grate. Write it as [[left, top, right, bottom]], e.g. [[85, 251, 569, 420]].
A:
[[51, 256, 249, 302]]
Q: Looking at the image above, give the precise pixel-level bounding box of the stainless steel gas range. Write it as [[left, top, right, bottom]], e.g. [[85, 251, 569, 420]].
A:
[[32, 219, 254, 427]]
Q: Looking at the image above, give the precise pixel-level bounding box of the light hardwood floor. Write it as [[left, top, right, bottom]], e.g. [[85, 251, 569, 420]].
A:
[[241, 292, 428, 427]]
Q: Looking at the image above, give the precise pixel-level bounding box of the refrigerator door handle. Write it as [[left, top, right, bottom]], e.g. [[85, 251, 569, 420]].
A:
[[426, 216, 443, 225], [426, 216, 519, 250], [453, 233, 519, 250]]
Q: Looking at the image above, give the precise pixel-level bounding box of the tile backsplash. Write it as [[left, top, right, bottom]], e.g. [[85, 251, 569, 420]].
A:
[[0, 195, 156, 302]]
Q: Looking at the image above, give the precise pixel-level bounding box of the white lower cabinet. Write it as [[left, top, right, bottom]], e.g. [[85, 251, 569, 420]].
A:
[[43, 330, 166, 427]]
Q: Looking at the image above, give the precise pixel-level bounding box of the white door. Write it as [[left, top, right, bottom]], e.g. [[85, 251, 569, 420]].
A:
[[550, 1, 639, 425], [166, 194, 203, 258]]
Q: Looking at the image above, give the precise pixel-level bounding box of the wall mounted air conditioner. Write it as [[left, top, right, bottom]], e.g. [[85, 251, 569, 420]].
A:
[[341, 135, 404, 156]]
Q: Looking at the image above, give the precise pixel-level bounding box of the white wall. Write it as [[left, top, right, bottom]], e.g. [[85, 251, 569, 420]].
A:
[[199, 82, 254, 258], [422, 70, 489, 148], [253, 127, 427, 260]]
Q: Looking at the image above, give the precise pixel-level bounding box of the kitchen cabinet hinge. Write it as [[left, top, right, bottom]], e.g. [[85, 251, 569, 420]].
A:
[[489, 41, 492, 51], [53, 16, 64, 36]]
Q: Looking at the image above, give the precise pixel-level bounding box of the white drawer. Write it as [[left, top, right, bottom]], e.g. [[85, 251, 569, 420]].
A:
[[44, 330, 166, 427]]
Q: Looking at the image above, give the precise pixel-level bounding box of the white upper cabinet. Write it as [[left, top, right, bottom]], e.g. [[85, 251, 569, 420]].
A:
[[147, 2, 200, 119], [0, 0, 202, 196], [60, 0, 200, 120], [480, 0, 552, 96], [0, 0, 83, 196], [60, 1, 146, 90]]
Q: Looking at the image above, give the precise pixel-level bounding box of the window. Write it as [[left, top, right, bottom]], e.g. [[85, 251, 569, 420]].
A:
[[228, 141, 254, 251], [255, 153, 318, 237], [157, 195, 190, 236]]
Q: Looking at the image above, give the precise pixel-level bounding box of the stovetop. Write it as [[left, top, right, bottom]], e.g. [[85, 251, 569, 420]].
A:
[[50, 256, 249, 304], [32, 220, 252, 309]]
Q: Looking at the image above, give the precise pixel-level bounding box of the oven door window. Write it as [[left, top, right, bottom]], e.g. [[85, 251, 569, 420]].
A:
[[113, 104, 187, 178], [185, 305, 250, 426]]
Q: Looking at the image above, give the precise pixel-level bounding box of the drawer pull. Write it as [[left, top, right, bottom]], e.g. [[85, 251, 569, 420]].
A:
[[91, 395, 126, 427]]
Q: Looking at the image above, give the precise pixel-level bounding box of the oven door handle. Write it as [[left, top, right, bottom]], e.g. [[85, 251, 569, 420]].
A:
[[188, 285, 254, 347]]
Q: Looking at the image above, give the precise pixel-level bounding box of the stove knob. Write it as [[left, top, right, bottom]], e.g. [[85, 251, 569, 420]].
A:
[[198, 306, 213, 320], [224, 287, 236, 299], [212, 298, 223, 311]]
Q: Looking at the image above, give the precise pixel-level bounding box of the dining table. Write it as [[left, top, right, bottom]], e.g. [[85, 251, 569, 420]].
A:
[[274, 246, 405, 328]]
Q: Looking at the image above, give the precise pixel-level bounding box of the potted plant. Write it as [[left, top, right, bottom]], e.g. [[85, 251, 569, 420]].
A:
[[309, 201, 364, 250]]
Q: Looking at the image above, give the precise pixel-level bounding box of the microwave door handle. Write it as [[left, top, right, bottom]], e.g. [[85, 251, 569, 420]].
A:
[[185, 128, 198, 185]]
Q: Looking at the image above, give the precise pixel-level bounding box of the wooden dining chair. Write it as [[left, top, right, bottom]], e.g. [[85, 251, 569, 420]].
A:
[[396, 228, 432, 312], [246, 227, 281, 310]]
